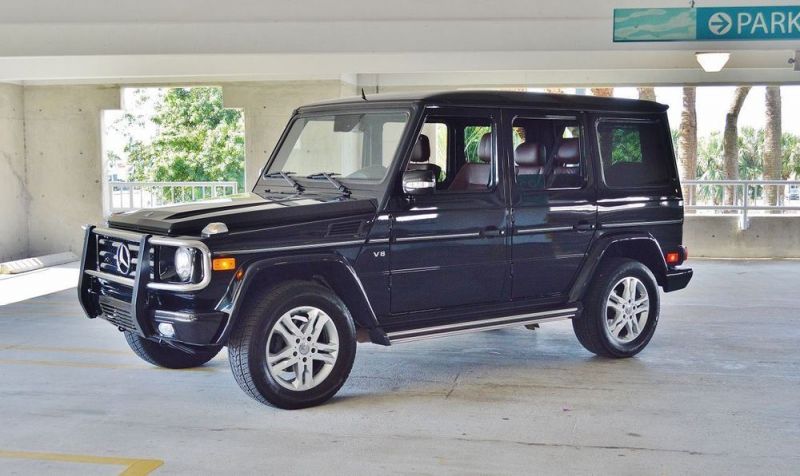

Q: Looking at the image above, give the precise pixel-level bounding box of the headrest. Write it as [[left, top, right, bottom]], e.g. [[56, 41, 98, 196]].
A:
[[477, 133, 492, 163], [411, 134, 430, 163], [555, 138, 580, 165], [514, 142, 546, 166]]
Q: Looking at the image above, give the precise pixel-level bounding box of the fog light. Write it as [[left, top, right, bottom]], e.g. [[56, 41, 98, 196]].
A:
[[157, 322, 175, 338]]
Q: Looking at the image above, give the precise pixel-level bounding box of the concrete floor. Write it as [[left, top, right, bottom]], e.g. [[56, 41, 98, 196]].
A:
[[0, 260, 798, 475]]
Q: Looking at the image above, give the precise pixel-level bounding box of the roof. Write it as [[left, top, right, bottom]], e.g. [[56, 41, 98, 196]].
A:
[[299, 90, 669, 113]]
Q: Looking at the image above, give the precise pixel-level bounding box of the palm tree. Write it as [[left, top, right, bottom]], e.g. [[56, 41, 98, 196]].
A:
[[677, 87, 697, 204], [637, 87, 657, 101], [590, 88, 614, 97], [722, 86, 751, 205], [763, 86, 782, 210], [697, 132, 725, 205]]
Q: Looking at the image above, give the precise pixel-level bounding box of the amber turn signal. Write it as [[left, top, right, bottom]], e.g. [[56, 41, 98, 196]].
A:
[[212, 257, 237, 271]]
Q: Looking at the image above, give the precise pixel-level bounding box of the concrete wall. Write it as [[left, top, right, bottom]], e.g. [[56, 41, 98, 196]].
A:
[[0, 83, 28, 262], [24, 85, 120, 256], [223, 80, 354, 189], [685, 216, 800, 259]]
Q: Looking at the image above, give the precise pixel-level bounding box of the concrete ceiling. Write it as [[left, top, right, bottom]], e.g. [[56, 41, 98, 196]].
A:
[[2, 0, 799, 85]]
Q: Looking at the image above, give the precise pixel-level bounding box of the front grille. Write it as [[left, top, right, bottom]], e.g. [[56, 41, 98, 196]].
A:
[[96, 234, 154, 280], [98, 295, 136, 330]]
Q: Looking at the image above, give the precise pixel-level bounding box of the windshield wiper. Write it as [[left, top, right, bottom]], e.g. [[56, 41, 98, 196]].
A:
[[306, 172, 351, 197], [264, 171, 304, 193]]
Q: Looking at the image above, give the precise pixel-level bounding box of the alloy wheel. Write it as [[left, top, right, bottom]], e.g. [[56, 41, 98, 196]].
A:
[[604, 276, 649, 344], [266, 306, 340, 391]]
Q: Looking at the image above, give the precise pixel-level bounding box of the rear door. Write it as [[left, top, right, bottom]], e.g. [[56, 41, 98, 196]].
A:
[[507, 110, 597, 301], [388, 106, 511, 314]]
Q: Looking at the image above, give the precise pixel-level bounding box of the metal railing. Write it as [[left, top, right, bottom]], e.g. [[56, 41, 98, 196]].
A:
[[108, 181, 240, 213], [683, 180, 800, 229]]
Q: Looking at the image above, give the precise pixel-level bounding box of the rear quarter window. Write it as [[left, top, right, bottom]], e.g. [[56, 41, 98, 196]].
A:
[[596, 119, 673, 188]]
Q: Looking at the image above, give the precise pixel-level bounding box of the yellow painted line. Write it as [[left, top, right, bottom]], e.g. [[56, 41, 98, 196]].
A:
[[0, 449, 163, 475], [0, 358, 216, 372], [1, 344, 132, 356]]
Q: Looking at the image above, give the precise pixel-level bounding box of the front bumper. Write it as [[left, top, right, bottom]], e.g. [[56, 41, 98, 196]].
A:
[[78, 225, 228, 346], [663, 267, 693, 292]]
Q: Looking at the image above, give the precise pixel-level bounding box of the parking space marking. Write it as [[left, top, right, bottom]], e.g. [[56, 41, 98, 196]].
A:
[[0, 358, 217, 372], [0, 449, 163, 475], [0, 344, 131, 355]]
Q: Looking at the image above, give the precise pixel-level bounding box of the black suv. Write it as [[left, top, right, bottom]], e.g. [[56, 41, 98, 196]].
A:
[[79, 91, 692, 409]]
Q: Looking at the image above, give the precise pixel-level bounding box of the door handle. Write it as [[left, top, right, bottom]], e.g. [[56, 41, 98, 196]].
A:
[[573, 221, 594, 232], [481, 227, 505, 238]]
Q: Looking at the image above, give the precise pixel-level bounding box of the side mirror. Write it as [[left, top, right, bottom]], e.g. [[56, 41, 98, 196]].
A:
[[402, 170, 436, 196]]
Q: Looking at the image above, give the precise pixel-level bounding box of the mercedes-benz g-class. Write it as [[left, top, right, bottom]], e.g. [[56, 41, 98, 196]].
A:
[[79, 91, 692, 409]]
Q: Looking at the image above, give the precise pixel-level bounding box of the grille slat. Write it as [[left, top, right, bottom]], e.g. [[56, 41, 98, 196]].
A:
[[98, 296, 136, 330], [95, 233, 153, 280]]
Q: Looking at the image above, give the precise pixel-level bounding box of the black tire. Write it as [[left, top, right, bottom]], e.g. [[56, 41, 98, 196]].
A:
[[124, 332, 221, 369], [227, 281, 357, 409], [573, 257, 660, 358]]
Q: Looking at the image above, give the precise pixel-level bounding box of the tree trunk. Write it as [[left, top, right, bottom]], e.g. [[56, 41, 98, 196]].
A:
[[590, 88, 614, 97], [722, 86, 751, 206], [637, 87, 657, 101], [764, 86, 782, 212], [678, 87, 697, 205]]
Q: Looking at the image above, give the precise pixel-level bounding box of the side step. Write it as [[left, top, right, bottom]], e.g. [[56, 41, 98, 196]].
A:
[[386, 307, 578, 344]]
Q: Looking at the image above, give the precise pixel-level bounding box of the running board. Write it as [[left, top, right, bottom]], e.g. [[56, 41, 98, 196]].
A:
[[386, 307, 578, 344]]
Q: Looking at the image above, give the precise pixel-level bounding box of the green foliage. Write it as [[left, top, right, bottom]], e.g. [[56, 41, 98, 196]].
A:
[[695, 128, 800, 203], [782, 133, 800, 179], [610, 127, 643, 164], [464, 126, 491, 163], [114, 87, 245, 191]]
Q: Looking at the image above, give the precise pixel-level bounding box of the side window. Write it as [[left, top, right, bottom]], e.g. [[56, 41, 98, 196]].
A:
[[407, 115, 496, 193], [597, 120, 672, 188], [512, 117, 584, 190]]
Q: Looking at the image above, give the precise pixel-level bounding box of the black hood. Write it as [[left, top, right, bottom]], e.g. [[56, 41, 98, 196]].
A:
[[107, 193, 377, 236]]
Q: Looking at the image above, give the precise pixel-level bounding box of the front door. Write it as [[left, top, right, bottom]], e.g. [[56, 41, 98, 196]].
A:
[[507, 111, 597, 301], [388, 107, 510, 314]]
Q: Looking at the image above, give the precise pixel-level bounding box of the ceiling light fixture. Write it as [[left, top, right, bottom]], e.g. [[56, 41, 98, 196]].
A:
[[696, 52, 730, 73]]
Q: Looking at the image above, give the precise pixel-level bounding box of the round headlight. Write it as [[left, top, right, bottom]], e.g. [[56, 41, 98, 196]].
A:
[[174, 247, 194, 282]]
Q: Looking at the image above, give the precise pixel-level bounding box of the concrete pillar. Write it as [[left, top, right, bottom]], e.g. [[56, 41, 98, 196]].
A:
[[223, 80, 354, 190], [0, 83, 28, 262], [24, 85, 120, 256]]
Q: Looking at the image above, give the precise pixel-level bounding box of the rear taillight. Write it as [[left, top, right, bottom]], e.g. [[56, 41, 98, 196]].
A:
[[665, 252, 680, 265], [665, 246, 688, 266]]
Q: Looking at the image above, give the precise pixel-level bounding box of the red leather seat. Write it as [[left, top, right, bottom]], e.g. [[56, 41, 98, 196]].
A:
[[553, 138, 580, 175], [406, 134, 442, 179], [514, 142, 545, 175], [448, 133, 492, 191]]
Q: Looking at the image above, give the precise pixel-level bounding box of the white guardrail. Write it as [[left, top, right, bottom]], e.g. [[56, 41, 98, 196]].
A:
[[108, 181, 239, 213], [683, 180, 800, 229]]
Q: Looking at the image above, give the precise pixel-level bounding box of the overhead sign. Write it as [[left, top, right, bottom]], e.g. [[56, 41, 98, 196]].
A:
[[614, 5, 800, 42]]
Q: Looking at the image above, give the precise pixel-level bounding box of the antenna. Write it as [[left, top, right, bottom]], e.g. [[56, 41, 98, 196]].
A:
[[361, 88, 367, 101]]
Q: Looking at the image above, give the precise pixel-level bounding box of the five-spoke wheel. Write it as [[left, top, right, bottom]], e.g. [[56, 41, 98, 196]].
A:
[[228, 281, 357, 409], [573, 258, 660, 358], [266, 306, 340, 391], [604, 276, 650, 345]]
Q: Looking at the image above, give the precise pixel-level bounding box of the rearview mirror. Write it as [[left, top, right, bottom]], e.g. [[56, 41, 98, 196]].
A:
[[402, 170, 436, 195]]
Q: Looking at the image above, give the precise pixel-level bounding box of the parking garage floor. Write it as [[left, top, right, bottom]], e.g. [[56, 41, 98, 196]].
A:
[[0, 259, 798, 475]]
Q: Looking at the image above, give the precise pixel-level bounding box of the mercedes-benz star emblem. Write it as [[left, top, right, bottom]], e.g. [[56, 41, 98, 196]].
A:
[[116, 243, 132, 276]]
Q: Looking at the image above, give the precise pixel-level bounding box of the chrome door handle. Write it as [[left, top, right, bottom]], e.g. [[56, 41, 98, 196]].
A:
[[573, 222, 594, 232]]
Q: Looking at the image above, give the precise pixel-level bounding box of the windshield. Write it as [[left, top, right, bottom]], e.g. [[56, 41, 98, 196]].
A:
[[265, 111, 410, 183]]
